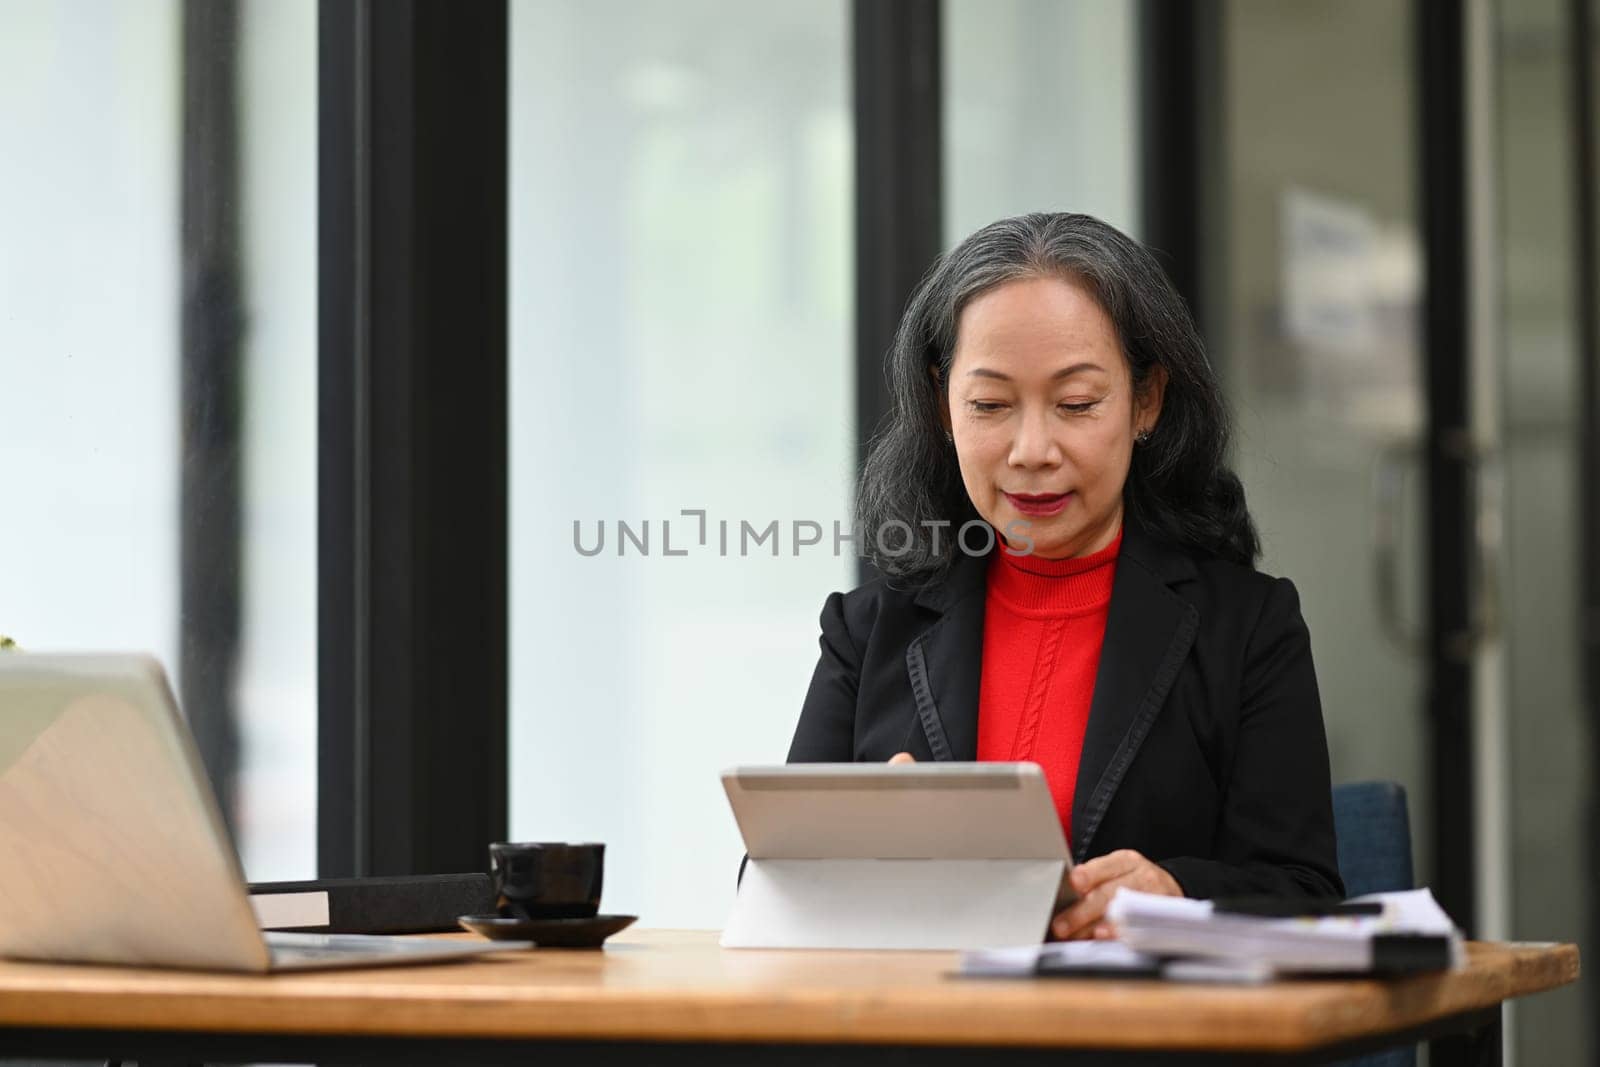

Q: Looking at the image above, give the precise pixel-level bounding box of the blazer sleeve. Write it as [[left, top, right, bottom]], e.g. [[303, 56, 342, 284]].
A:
[[786, 591, 861, 763], [1158, 578, 1346, 900]]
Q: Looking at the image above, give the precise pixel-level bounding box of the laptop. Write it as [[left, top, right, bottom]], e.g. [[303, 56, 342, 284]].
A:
[[0, 653, 531, 972]]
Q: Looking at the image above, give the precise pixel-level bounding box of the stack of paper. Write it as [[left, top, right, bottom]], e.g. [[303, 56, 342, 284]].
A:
[[1106, 887, 1465, 975], [956, 888, 1464, 982]]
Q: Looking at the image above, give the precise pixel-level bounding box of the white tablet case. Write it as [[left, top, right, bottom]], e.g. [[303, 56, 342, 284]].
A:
[[720, 763, 1070, 950]]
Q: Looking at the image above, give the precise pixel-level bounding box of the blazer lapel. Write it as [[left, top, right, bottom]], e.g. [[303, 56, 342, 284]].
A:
[[902, 551, 988, 761], [1070, 526, 1200, 860]]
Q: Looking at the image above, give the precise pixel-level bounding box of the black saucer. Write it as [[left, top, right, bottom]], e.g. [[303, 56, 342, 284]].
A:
[[458, 913, 637, 948]]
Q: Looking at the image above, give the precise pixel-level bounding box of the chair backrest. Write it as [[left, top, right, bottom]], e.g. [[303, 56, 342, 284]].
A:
[[1329, 782, 1417, 1067], [1331, 780, 1415, 899]]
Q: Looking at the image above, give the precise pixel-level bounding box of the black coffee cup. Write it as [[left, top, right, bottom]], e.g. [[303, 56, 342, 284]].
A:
[[490, 842, 605, 920]]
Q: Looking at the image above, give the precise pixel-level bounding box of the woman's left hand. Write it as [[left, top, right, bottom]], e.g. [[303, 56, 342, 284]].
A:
[[1051, 849, 1182, 941]]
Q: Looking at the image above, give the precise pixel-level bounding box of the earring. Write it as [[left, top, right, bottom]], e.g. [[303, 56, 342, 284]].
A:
[[1135, 428, 1151, 445], [945, 430, 954, 444]]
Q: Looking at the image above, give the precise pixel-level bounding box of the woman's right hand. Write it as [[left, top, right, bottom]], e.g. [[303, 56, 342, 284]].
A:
[[888, 752, 915, 764]]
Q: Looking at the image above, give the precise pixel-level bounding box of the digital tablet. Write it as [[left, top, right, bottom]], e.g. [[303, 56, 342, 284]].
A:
[[720, 762, 1076, 949], [723, 762, 1070, 862]]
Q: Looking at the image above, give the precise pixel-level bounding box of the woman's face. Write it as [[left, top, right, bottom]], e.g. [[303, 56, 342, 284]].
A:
[[942, 274, 1164, 560]]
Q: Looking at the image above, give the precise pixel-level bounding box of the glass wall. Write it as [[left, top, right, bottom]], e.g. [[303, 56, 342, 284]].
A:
[[1212, 2, 1597, 1061], [1495, 0, 1591, 1060], [508, 0, 854, 927], [0, 0, 183, 678], [235, 0, 317, 881], [943, 0, 1140, 242], [1213, 0, 1431, 879], [0, 0, 318, 882]]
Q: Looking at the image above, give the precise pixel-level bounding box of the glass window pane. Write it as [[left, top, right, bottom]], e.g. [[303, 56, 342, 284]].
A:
[[944, 0, 1141, 241], [1215, 0, 1429, 879], [509, 0, 854, 927], [0, 0, 183, 671], [0, 0, 317, 883], [1497, 0, 1591, 1060], [235, 0, 317, 881]]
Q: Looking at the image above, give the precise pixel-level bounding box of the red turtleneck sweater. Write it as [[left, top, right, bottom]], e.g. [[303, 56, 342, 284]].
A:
[[977, 528, 1122, 845]]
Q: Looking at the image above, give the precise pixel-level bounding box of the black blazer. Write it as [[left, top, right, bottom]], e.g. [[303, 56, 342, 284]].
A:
[[787, 523, 1345, 900]]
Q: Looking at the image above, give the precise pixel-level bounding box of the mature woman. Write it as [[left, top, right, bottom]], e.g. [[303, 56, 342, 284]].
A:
[[788, 212, 1343, 941]]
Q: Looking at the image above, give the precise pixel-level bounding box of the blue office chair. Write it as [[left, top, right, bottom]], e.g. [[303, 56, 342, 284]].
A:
[[1333, 780, 1415, 900], [1331, 780, 1416, 1067]]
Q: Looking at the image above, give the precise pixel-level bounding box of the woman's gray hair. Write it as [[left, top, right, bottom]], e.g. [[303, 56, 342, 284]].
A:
[[855, 211, 1258, 582]]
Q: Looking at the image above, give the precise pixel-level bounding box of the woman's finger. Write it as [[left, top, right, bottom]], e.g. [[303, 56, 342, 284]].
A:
[[1057, 858, 1175, 939], [887, 752, 916, 764], [1052, 879, 1121, 940], [1069, 849, 1142, 894]]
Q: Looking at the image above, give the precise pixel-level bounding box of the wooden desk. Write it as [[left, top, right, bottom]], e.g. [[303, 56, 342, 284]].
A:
[[0, 929, 1577, 1065]]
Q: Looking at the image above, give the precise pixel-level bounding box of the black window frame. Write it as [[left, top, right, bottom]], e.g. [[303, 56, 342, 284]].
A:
[[853, 0, 942, 579], [318, 0, 509, 878]]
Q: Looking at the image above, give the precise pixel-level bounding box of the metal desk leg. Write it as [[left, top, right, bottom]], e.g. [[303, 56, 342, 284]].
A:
[[1429, 1004, 1503, 1067]]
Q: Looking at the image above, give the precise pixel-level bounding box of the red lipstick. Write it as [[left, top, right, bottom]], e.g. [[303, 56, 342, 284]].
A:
[[1004, 492, 1071, 517]]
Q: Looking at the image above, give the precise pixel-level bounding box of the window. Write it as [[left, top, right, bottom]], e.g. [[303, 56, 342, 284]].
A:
[[508, 0, 854, 926], [0, 0, 317, 881]]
